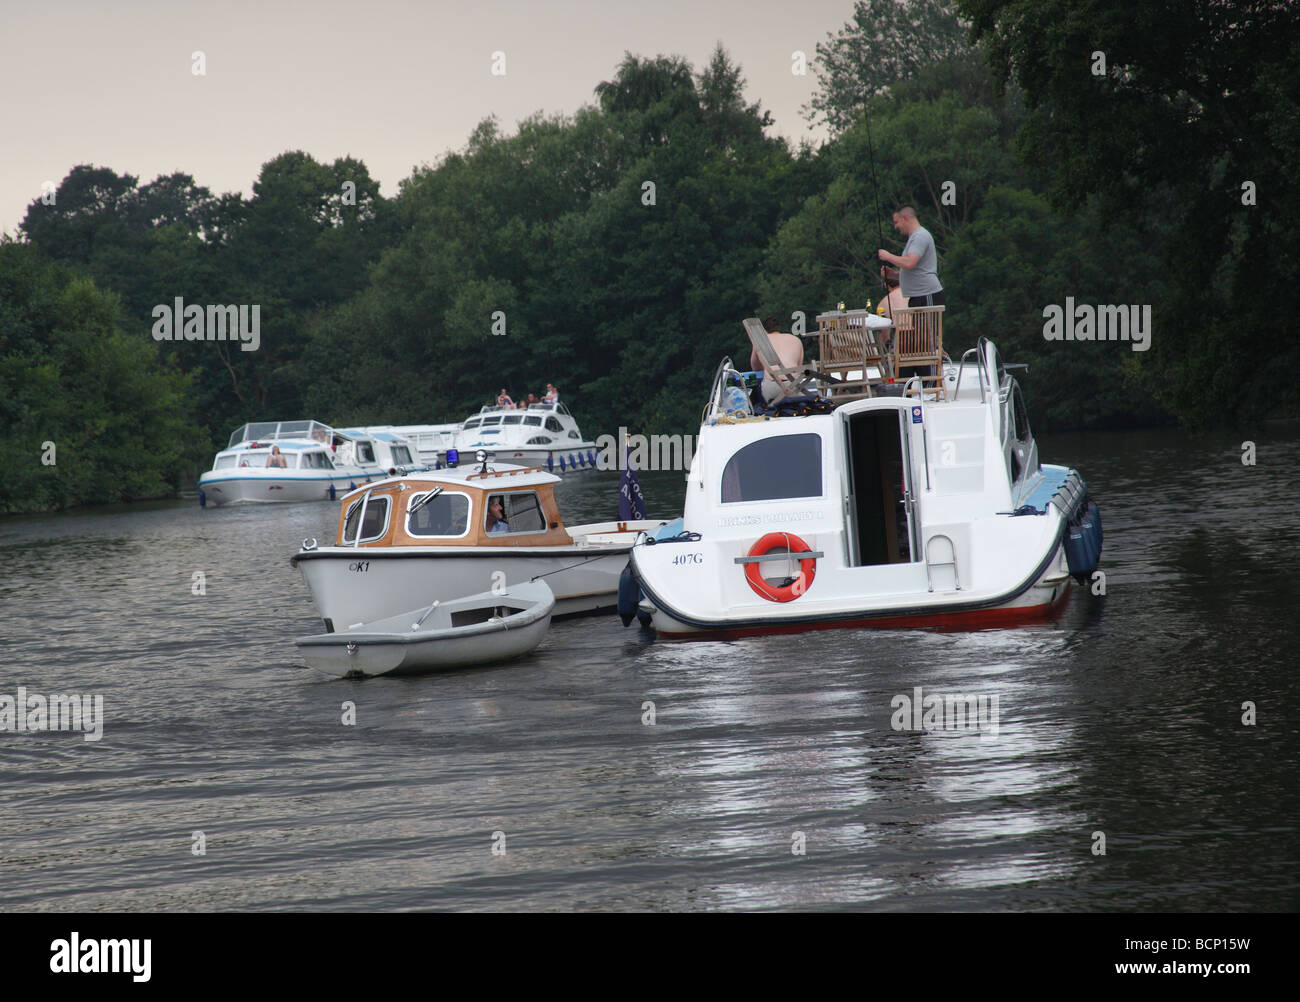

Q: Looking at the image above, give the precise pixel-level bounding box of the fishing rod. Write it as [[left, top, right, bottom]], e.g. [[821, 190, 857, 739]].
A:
[[860, 92, 891, 310]]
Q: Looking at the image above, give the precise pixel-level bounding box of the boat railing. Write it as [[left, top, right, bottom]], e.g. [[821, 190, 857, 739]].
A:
[[954, 337, 992, 403], [228, 420, 333, 448], [477, 401, 568, 416]]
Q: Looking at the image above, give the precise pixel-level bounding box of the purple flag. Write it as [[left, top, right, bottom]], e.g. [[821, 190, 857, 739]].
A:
[[618, 444, 646, 520]]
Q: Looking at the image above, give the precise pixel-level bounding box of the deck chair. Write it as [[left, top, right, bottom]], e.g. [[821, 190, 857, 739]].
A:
[[892, 306, 946, 401], [815, 309, 895, 400], [743, 318, 818, 404]]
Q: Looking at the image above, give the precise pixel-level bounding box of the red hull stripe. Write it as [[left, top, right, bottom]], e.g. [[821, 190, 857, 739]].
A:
[[656, 584, 1072, 641]]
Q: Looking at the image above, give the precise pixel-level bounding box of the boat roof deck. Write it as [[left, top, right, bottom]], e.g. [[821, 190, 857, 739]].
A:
[[337, 464, 560, 501]]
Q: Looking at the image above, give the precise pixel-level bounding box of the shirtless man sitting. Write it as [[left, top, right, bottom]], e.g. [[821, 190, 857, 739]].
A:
[[749, 316, 805, 403]]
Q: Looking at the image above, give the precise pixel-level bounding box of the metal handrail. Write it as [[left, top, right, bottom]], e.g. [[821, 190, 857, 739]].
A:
[[925, 533, 962, 592], [954, 337, 990, 403]]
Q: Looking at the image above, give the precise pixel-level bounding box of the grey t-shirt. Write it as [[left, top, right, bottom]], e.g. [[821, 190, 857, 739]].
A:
[[900, 225, 942, 298]]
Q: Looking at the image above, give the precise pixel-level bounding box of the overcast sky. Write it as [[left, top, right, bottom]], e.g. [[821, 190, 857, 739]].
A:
[[0, 0, 860, 237]]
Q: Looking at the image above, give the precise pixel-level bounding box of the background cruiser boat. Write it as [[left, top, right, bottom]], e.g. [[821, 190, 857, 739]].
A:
[[626, 330, 1102, 639], [454, 401, 599, 471], [373, 424, 461, 467], [198, 420, 421, 506], [291, 461, 668, 630]]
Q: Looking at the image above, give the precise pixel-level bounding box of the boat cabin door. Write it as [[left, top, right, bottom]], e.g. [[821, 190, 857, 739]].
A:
[[842, 408, 919, 566]]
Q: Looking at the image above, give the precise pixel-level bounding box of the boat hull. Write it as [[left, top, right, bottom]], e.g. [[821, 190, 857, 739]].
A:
[[296, 583, 554, 677], [641, 553, 1073, 639], [199, 471, 380, 506], [468, 446, 600, 471], [293, 543, 637, 628], [634, 519, 1076, 640]]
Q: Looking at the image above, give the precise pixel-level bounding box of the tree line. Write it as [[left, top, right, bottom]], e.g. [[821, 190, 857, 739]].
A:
[[3, 0, 1293, 513]]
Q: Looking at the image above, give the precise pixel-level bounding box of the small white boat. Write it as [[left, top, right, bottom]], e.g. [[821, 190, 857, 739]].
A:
[[290, 461, 670, 629], [454, 401, 600, 471], [295, 581, 555, 677], [198, 420, 423, 506]]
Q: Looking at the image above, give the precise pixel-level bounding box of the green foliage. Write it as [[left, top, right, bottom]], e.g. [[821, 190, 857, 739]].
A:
[[943, 185, 1168, 428], [16, 12, 1271, 521], [0, 244, 200, 513], [957, 0, 1300, 426], [804, 0, 986, 133]]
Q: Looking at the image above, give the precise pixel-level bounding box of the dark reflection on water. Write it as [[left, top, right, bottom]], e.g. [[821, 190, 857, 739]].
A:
[[1, 425, 1297, 911]]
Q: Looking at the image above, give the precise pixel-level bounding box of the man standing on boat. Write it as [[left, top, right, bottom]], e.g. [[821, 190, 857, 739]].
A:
[[877, 206, 944, 308]]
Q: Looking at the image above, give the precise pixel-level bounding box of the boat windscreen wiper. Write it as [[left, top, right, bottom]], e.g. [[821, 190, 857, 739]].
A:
[[407, 486, 443, 514]]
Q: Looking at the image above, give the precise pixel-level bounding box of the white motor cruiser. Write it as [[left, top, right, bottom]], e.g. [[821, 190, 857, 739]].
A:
[[363, 424, 461, 468], [624, 317, 1102, 639], [454, 401, 600, 472], [198, 420, 422, 506], [291, 459, 669, 631]]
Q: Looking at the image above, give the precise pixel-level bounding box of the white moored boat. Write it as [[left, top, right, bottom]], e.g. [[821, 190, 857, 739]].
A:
[[290, 459, 669, 631], [454, 401, 600, 471], [295, 580, 555, 677], [372, 424, 462, 468], [624, 316, 1102, 639], [198, 420, 424, 506]]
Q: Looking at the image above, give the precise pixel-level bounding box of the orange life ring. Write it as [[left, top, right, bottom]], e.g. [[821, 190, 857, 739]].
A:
[[744, 532, 817, 602]]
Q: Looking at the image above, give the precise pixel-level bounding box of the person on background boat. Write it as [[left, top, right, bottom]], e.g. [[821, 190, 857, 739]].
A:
[[749, 315, 805, 404], [526, 393, 539, 406], [486, 496, 510, 533], [267, 446, 288, 468], [877, 206, 944, 308], [543, 383, 559, 404], [497, 388, 515, 409]]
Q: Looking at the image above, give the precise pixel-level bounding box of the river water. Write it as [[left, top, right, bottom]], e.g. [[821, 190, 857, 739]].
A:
[[1, 425, 1297, 911]]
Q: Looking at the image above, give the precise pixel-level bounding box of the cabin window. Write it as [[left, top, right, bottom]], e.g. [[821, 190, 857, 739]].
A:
[[406, 491, 471, 537], [1011, 383, 1032, 444], [526, 436, 552, 445], [721, 434, 823, 503], [545, 417, 563, 432], [342, 495, 390, 544], [485, 491, 547, 534], [502, 414, 523, 425], [215, 454, 238, 470], [482, 416, 503, 426], [303, 451, 334, 469], [356, 442, 376, 464], [391, 445, 413, 466], [524, 416, 542, 426], [464, 419, 482, 430]]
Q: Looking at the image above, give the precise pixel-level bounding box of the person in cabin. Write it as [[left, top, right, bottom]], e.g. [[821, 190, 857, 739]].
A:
[[877, 206, 944, 308], [749, 315, 805, 404], [543, 383, 559, 404], [486, 496, 510, 533], [267, 446, 288, 468], [497, 388, 515, 409]]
